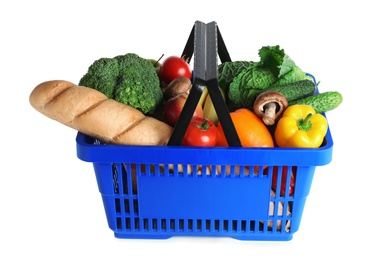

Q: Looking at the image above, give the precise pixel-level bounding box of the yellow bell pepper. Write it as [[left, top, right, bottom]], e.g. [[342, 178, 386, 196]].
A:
[[274, 104, 328, 148]]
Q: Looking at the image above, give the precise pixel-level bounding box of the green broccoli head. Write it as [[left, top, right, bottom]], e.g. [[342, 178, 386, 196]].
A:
[[79, 53, 163, 114], [79, 58, 119, 99]]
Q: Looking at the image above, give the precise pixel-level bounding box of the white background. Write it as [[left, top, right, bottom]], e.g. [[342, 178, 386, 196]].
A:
[[1, 0, 388, 259]]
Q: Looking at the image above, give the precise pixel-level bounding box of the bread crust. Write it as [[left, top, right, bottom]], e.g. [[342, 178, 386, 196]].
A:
[[30, 80, 173, 145]]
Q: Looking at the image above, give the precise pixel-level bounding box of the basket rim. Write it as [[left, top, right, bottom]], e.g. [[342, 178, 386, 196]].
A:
[[76, 126, 333, 166]]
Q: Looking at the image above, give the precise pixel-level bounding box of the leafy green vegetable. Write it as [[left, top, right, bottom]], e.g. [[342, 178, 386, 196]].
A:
[[258, 45, 286, 76], [217, 61, 255, 92], [258, 45, 313, 85], [79, 53, 163, 115], [228, 62, 276, 108], [273, 65, 311, 86], [220, 45, 313, 109]]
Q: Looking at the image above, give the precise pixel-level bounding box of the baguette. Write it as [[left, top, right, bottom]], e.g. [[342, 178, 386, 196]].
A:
[[29, 80, 173, 146]]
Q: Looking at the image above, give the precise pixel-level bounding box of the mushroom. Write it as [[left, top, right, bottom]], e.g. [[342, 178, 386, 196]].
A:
[[163, 76, 192, 100], [253, 91, 288, 125]]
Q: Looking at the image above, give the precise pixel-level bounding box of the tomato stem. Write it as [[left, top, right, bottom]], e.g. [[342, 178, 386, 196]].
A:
[[192, 117, 212, 131]]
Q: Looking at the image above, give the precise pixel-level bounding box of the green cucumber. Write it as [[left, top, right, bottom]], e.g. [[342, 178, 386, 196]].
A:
[[259, 79, 317, 102], [288, 91, 343, 114]]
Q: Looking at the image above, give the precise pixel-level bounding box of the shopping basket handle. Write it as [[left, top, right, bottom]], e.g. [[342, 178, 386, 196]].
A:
[[181, 22, 232, 64], [167, 21, 241, 147]]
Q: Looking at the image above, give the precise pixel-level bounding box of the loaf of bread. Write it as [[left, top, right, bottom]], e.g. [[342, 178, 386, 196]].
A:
[[29, 80, 173, 146]]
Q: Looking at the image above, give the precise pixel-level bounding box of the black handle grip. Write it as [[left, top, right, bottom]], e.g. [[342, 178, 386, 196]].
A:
[[167, 21, 241, 147]]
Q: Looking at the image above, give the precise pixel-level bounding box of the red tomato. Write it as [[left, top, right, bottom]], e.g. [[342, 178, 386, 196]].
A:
[[159, 56, 192, 85], [272, 166, 296, 196], [183, 116, 217, 146]]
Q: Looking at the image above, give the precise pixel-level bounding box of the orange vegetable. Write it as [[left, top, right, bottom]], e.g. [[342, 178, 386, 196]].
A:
[[216, 108, 274, 148]]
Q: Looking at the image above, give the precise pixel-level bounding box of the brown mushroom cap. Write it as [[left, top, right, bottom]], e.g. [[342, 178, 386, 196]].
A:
[[164, 76, 192, 100], [253, 91, 288, 125]]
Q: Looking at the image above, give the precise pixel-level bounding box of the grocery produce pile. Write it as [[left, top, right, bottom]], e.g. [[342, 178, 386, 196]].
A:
[[152, 45, 342, 148], [29, 45, 342, 148]]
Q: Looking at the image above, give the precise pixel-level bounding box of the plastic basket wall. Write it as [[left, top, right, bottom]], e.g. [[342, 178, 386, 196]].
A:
[[76, 127, 333, 241]]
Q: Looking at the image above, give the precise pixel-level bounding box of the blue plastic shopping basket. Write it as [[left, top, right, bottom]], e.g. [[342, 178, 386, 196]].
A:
[[76, 21, 333, 241]]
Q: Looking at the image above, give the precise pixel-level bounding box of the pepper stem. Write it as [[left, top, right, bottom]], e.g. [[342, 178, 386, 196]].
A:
[[298, 113, 313, 131]]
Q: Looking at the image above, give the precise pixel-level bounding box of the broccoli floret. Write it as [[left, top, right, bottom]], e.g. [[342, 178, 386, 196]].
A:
[[79, 58, 119, 99], [79, 53, 163, 114]]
